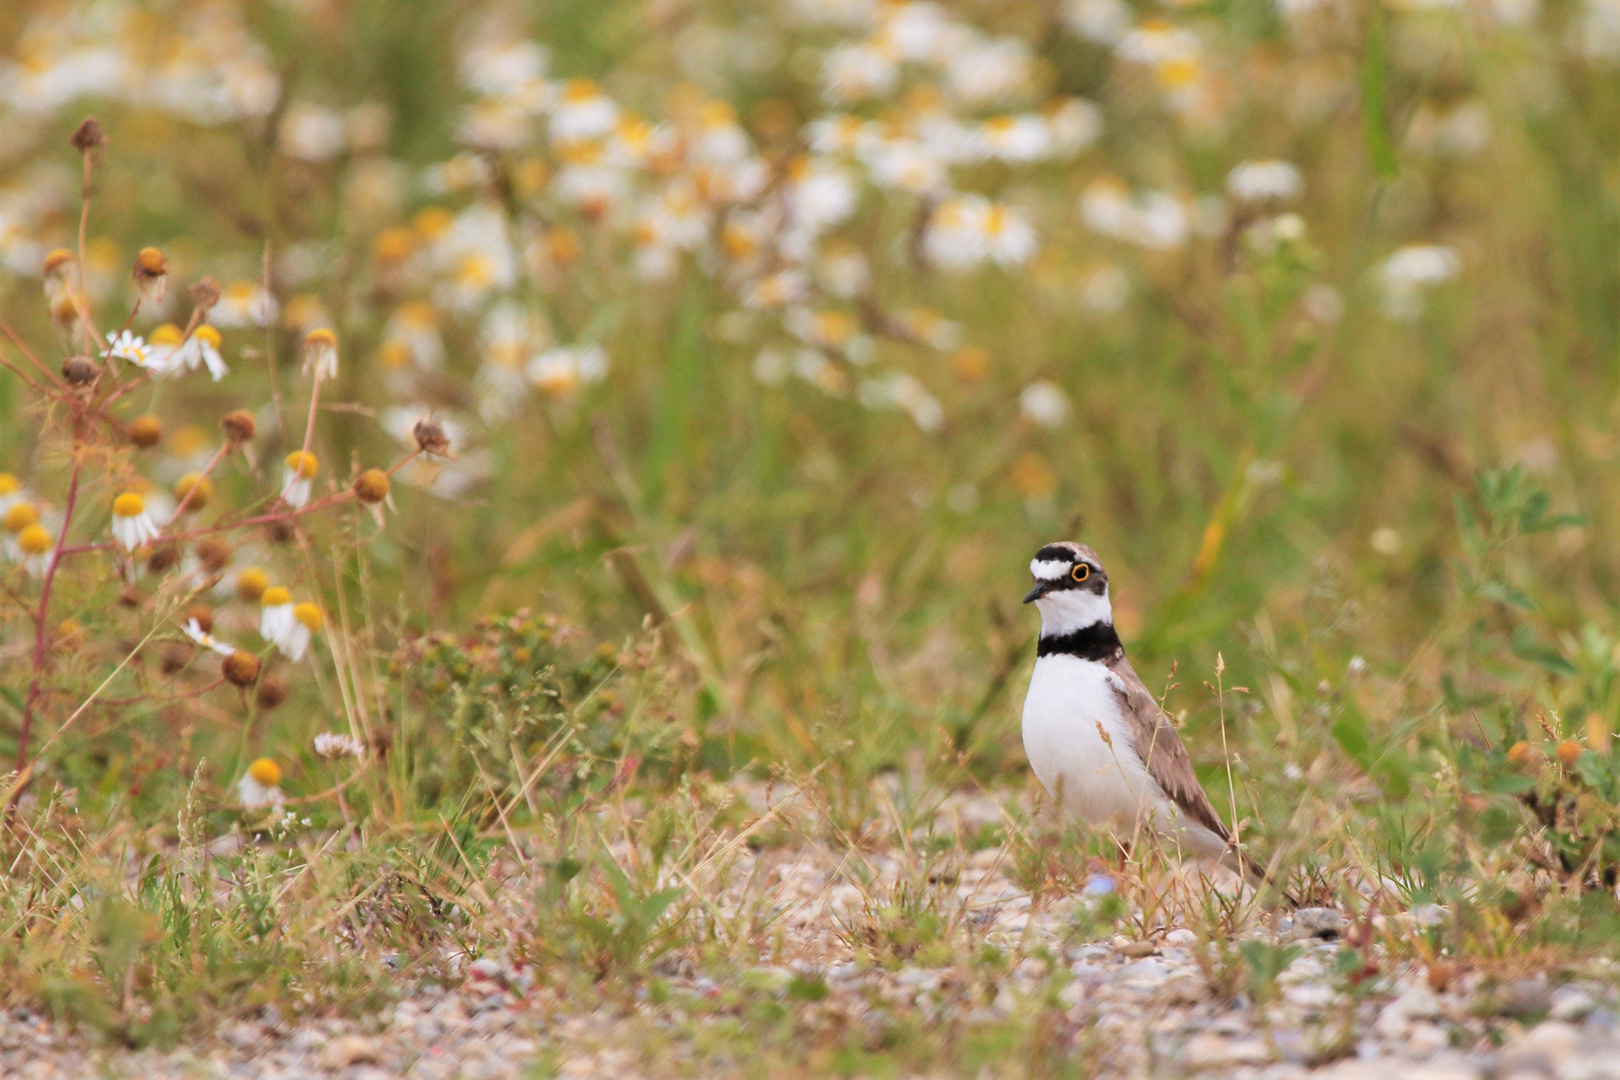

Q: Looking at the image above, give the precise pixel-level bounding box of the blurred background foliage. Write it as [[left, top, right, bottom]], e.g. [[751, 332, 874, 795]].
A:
[[0, 0, 1618, 868]]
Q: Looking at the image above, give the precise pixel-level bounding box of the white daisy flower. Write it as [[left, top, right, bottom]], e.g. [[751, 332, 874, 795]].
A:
[[110, 492, 160, 551], [238, 758, 284, 810], [1020, 381, 1072, 428], [1226, 160, 1303, 203], [281, 452, 319, 509], [103, 330, 160, 370], [275, 602, 323, 661], [302, 327, 338, 380], [259, 585, 295, 643], [183, 618, 237, 657]]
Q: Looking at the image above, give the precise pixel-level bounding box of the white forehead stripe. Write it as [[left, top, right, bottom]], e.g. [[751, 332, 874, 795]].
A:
[[1030, 559, 1072, 581]]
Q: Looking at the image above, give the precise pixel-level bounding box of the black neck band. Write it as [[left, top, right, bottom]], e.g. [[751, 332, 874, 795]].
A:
[[1037, 622, 1122, 661]]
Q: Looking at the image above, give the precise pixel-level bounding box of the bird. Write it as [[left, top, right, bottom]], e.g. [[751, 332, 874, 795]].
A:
[[1020, 540, 1260, 884]]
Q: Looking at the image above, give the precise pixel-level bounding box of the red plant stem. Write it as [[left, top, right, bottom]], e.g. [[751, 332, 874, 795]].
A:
[[0, 315, 65, 391], [299, 369, 323, 465], [16, 420, 85, 773], [75, 151, 103, 356], [167, 443, 228, 522]]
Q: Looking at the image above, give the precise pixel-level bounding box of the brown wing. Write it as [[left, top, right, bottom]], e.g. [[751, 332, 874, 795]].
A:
[[1104, 654, 1231, 845]]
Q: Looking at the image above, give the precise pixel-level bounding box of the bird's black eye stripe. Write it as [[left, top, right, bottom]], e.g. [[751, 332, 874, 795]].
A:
[[1034, 544, 1076, 564], [1071, 564, 1090, 583]]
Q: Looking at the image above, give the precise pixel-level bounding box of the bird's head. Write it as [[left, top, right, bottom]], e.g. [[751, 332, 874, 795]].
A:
[[1024, 541, 1112, 634]]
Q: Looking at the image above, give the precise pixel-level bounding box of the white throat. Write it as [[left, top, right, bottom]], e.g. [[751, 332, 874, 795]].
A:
[[1035, 587, 1113, 636]]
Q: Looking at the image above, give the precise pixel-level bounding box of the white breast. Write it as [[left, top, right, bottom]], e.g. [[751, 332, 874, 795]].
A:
[[1022, 655, 1173, 834]]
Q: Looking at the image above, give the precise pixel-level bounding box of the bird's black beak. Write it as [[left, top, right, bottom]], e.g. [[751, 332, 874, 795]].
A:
[[1023, 581, 1049, 604]]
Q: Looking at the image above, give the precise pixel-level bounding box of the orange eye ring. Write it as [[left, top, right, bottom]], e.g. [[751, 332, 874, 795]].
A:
[[1071, 564, 1090, 583]]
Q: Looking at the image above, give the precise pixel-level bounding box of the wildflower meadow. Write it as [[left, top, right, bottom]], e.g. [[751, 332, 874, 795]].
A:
[[4, 0, 1620, 1074]]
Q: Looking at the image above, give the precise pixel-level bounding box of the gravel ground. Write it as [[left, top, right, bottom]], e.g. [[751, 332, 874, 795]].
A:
[[4, 794, 1615, 1078]]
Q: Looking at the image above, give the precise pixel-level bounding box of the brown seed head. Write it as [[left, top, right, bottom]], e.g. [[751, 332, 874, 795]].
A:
[[62, 356, 97, 385], [71, 117, 106, 152], [413, 418, 450, 456], [186, 605, 214, 634], [195, 536, 232, 573], [1557, 739, 1584, 769], [145, 544, 181, 575], [222, 650, 261, 687], [265, 518, 296, 545], [1506, 740, 1541, 769], [190, 276, 222, 311], [128, 414, 163, 448], [220, 409, 256, 446], [161, 644, 190, 675], [1426, 961, 1456, 994], [255, 677, 288, 710], [353, 468, 391, 504]]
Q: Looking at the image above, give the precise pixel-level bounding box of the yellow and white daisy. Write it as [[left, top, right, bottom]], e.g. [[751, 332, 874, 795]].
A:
[[211, 281, 279, 328], [16, 523, 53, 576], [183, 617, 237, 656], [281, 451, 319, 508], [238, 757, 285, 810], [0, 473, 24, 515], [103, 330, 162, 371], [111, 492, 161, 551], [302, 327, 338, 380], [259, 585, 295, 644], [179, 325, 228, 381], [278, 602, 322, 661]]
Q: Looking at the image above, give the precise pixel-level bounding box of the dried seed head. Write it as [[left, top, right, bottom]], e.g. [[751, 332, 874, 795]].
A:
[[195, 536, 232, 573], [133, 247, 168, 304], [1557, 739, 1584, 768], [173, 472, 213, 510], [128, 414, 163, 448], [70, 117, 106, 152], [353, 468, 390, 504], [256, 678, 288, 711], [223, 650, 261, 687], [413, 418, 450, 456], [186, 605, 214, 634], [145, 544, 181, 575], [161, 644, 190, 674], [62, 355, 97, 385], [265, 518, 296, 545], [190, 276, 221, 311], [220, 409, 256, 446]]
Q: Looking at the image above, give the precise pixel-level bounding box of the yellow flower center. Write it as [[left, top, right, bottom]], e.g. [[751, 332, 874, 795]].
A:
[[304, 327, 337, 350], [17, 524, 51, 555], [149, 323, 184, 345], [294, 603, 323, 632], [236, 567, 269, 602], [194, 325, 222, 348], [285, 451, 319, 479], [113, 492, 146, 518], [3, 502, 38, 533], [0, 473, 17, 495], [260, 586, 292, 608], [247, 757, 281, 788]]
